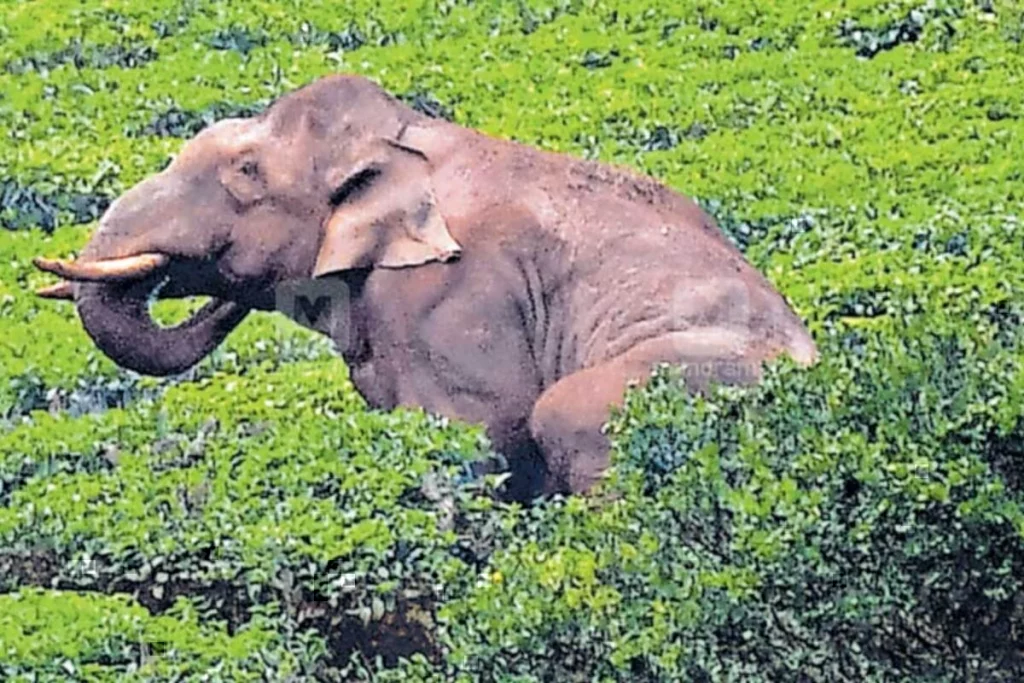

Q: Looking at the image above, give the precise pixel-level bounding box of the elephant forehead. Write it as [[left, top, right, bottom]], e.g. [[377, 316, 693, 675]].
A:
[[177, 118, 270, 163]]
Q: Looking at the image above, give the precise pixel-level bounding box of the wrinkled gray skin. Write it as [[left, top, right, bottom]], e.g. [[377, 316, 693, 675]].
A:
[[40, 75, 817, 501]]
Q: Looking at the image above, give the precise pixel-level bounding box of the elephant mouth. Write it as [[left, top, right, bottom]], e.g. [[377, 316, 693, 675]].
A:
[[33, 251, 249, 377]]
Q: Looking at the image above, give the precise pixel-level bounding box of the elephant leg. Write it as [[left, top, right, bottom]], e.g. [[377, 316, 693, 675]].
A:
[[469, 430, 548, 504], [529, 329, 765, 495]]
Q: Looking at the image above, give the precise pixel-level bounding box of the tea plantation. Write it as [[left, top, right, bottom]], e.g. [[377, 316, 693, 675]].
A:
[[2, 0, 1024, 680]]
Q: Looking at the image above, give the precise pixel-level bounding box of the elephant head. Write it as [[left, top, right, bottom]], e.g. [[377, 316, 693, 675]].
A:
[[34, 75, 462, 376]]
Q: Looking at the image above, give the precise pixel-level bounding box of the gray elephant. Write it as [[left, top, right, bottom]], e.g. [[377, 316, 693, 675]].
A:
[[35, 74, 817, 500]]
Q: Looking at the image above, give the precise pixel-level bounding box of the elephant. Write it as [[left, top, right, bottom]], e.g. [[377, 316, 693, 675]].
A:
[[34, 74, 817, 501]]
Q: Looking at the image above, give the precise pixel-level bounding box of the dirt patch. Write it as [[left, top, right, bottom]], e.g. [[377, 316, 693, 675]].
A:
[[0, 548, 61, 589], [301, 597, 442, 670]]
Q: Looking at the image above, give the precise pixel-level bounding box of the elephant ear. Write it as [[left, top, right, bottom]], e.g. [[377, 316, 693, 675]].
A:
[[313, 138, 462, 277]]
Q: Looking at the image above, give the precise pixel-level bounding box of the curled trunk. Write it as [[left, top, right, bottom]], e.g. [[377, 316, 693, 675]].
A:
[[75, 277, 248, 377]]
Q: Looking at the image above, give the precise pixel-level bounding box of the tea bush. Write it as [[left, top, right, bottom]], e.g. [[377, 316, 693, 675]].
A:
[[0, 360, 507, 675], [0, 588, 311, 681], [1, 0, 1023, 680], [426, 326, 1024, 682]]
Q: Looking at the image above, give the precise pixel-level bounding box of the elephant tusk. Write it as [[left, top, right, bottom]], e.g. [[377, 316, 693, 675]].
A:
[[36, 280, 75, 300], [33, 253, 170, 283]]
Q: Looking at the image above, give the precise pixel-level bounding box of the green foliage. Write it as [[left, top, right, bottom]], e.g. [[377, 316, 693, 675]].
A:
[[427, 327, 1024, 681], [0, 589, 310, 681], [1, 0, 1023, 679], [0, 360, 505, 677]]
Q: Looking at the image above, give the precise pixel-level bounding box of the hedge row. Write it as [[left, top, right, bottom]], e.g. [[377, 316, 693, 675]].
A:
[[0, 359, 505, 678], [3, 328, 1022, 680]]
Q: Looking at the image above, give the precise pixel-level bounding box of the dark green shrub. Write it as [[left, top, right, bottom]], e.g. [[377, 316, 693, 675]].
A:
[[0, 180, 111, 232], [411, 326, 1024, 682]]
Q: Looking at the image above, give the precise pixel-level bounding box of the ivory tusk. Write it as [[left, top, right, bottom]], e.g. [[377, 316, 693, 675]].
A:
[[33, 253, 170, 282], [36, 281, 75, 300]]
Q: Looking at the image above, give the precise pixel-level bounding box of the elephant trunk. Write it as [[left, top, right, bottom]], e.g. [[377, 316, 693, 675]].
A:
[[75, 277, 248, 377], [48, 172, 250, 377]]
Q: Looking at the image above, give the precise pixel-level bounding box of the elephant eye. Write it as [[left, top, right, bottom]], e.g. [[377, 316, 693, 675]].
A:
[[239, 160, 259, 179]]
